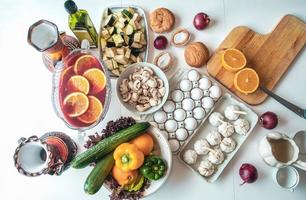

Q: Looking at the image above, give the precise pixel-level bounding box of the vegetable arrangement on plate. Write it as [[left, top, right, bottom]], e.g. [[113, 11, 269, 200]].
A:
[[100, 7, 147, 76], [72, 117, 168, 199]]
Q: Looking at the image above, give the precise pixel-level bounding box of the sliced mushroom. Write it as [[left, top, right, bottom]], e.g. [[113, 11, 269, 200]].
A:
[[138, 96, 149, 104], [136, 103, 151, 112], [133, 80, 141, 90], [149, 98, 158, 106], [157, 79, 164, 88], [122, 93, 131, 102], [147, 78, 157, 88], [158, 87, 166, 96], [131, 92, 139, 102]]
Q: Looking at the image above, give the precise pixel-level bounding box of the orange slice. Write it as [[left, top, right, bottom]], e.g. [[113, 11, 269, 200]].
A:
[[73, 55, 99, 75], [234, 68, 259, 94], [66, 75, 90, 94], [63, 92, 89, 117], [77, 96, 103, 124], [83, 68, 106, 94], [60, 66, 75, 85], [221, 48, 247, 72]]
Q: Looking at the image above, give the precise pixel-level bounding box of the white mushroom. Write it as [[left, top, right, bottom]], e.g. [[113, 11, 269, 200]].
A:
[[147, 78, 157, 88], [133, 80, 141, 90], [131, 92, 139, 102]]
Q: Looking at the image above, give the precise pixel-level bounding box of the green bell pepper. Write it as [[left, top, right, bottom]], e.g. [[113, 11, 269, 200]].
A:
[[140, 156, 166, 181]]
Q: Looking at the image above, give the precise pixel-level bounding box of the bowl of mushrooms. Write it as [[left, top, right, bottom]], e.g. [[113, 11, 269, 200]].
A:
[[117, 62, 169, 115]]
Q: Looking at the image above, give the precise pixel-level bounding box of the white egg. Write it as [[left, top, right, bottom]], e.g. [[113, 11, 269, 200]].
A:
[[169, 139, 180, 152], [153, 111, 167, 123], [184, 117, 198, 131], [175, 128, 188, 141], [188, 69, 200, 81], [171, 90, 184, 102], [209, 85, 222, 99], [160, 130, 169, 139], [182, 98, 195, 111], [165, 119, 178, 132], [174, 109, 186, 121], [191, 88, 203, 100], [193, 107, 206, 120], [199, 77, 211, 90], [202, 97, 214, 109], [180, 79, 192, 91], [163, 100, 176, 113]]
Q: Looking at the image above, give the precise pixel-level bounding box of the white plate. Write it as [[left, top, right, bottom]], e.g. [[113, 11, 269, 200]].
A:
[[178, 94, 258, 182], [104, 124, 172, 197], [116, 62, 170, 115], [98, 5, 149, 77]]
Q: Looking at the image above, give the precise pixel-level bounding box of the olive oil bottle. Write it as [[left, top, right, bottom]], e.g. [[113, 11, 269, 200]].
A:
[[64, 0, 98, 47]]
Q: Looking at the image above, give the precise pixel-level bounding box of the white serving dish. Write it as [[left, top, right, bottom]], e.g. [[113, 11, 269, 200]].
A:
[[116, 62, 170, 115], [98, 5, 149, 77], [178, 93, 258, 182], [104, 124, 172, 197]]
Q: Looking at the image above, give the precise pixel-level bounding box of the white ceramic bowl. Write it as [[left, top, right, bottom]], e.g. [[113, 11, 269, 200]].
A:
[[116, 62, 169, 115], [104, 124, 172, 197]]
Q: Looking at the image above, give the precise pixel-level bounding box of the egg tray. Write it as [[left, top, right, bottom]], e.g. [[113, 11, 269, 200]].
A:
[[178, 94, 258, 183], [146, 69, 223, 154]]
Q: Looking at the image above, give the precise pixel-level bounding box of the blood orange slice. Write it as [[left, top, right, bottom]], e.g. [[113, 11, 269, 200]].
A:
[[60, 66, 75, 85], [77, 96, 103, 124], [234, 68, 259, 94], [66, 75, 90, 94], [83, 68, 106, 94], [73, 55, 100, 75], [63, 92, 89, 117]]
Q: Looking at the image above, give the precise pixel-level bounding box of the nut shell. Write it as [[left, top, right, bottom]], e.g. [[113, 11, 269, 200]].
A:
[[149, 8, 175, 33], [184, 42, 209, 68]]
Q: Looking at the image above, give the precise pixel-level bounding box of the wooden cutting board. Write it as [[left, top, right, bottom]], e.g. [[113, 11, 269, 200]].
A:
[[207, 14, 306, 105]]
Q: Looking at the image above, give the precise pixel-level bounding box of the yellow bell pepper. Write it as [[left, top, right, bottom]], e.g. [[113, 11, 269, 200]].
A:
[[113, 143, 144, 171]]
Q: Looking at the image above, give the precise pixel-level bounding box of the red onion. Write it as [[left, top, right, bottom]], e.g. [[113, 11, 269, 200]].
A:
[[154, 36, 168, 50], [260, 111, 278, 129], [239, 163, 258, 185], [193, 12, 210, 30]]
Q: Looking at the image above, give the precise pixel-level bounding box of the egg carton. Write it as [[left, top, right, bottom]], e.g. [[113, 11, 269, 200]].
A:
[[147, 69, 223, 154]]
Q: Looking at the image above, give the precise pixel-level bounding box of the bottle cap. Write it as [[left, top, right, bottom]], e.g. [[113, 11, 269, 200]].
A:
[[64, 0, 78, 14]]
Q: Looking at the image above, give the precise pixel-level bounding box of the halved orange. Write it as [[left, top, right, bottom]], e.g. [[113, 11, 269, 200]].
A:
[[221, 48, 247, 72], [77, 96, 103, 124], [63, 92, 89, 117], [73, 55, 100, 75], [83, 68, 106, 94], [234, 68, 260, 94], [66, 75, 90, 94]]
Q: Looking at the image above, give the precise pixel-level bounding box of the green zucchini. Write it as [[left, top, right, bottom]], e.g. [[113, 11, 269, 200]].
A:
[[105, 15, 116, 26], [72, 122, 150, 169], [84, 153, 114, 195], [122, 9, 133, 19]]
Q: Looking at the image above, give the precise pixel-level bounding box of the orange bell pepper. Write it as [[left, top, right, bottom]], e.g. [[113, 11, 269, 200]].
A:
[[113, 143, 144, 171]]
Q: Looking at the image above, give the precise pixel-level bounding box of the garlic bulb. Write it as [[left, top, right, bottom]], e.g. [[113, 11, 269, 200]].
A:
[[209, 112, 224, 127], [234, 118, 250, 135], [218, 122, 234, 137], [183, 149, 197, 165], [194, 139, 210, 155], [208, 148, 224, 165], [206, 130, 222, 146], [220, 137, 236, 153], [198, 160, 215, 177]]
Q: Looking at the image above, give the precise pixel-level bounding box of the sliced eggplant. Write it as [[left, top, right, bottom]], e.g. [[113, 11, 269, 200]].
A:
[[125, 24, 134, 35], [125, 48, 131, 59], [107, 8, 113, 15], [112, 34, 124, 46], [106, 41, 116, 48], [131, 42, 142, 49], [104, 59, 113, 70], [116, 48, 125, 55], [100, 38, 107, 50], [112, 59, 119, 69], [108, 27, 115, 35], [133, 32, 141, 43], [114, 55, 128, 65]]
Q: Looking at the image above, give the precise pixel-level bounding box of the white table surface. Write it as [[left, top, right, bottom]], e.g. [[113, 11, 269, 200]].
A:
[[1, 0, 305, 199]]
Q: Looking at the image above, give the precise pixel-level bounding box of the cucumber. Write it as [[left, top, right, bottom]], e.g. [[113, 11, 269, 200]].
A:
[[84, 153, 114, 195], [72, 122, 150, 169]]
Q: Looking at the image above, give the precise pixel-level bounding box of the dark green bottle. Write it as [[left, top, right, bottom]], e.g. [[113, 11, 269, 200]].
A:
[[64, 0, 98, 47]]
